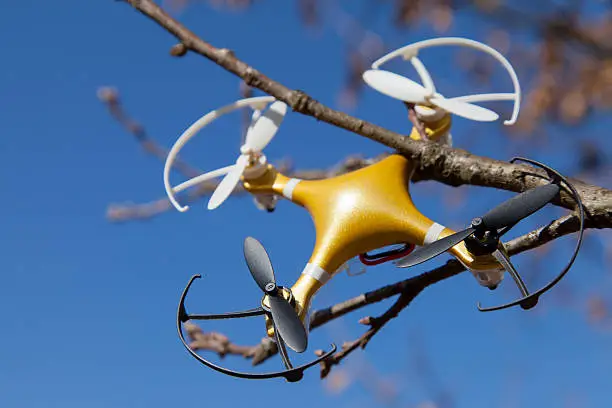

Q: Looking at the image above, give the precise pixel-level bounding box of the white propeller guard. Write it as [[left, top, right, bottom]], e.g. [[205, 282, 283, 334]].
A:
[[163, 96, 278, 213], [369, 37, 522, 125]]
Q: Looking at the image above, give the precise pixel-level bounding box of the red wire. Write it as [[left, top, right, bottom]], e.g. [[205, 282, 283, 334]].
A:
[[358, 244, 416, 266]]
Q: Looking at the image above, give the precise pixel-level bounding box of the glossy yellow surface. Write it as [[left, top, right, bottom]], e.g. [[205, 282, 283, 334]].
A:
[[243, 153, 502, 336]]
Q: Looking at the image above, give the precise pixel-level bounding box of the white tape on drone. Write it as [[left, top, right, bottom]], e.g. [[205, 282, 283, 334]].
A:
[[368, 37, 522, 125], [423, 222, 446, 245], [301, 263, 331, 285], [282, 178, 301, 200]]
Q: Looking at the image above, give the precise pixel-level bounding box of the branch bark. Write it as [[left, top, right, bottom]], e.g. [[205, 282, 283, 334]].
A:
[[122, 0, 612, 229]]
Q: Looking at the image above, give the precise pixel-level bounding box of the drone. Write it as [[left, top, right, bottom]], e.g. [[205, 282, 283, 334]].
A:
[[164, 37, 585, 382]]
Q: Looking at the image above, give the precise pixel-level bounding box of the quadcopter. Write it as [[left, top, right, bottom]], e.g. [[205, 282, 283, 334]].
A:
[[163, 38, 585, 382]]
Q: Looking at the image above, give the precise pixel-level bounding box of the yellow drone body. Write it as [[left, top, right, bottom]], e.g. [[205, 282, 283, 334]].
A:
[[163, 98, 507, 341], [171, 38, 585, 382], [243, 151, 503, 336]]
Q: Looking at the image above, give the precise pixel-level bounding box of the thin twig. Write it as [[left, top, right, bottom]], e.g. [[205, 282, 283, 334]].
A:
[[405, 102, 429, 141], [97, 87, 201, 178]]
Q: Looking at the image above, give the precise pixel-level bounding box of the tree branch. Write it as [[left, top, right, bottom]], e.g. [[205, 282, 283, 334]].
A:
[[121, 0, 612, 229]]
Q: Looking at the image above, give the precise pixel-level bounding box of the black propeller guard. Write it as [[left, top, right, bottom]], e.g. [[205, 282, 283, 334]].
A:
[[177, 274, 337, 382], [476, 157, 585, 312], [394, 157, 585, 313]]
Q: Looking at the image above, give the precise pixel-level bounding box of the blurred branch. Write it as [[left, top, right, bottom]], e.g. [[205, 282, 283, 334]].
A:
[[97, 87, 201, 178], [185, 322, 279, 365]]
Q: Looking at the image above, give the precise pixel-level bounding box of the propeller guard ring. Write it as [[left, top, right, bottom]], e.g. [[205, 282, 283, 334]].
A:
[[163, 96, 286, 213], [477, 157, 586, 312], [177, 274, 337, 382], [366, 37, 521, 125]]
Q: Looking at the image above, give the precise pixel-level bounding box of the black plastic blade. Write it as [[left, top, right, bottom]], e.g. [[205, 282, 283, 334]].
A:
[[268, 295, 308, 353], [244, 236, 276, 292], [481, 184, 560, 230], [394, 228, 475, 268]]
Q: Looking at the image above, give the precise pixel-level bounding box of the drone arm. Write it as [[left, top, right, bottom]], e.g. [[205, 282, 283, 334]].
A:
[[419, 225, 505, 288], [241, 166, 294, 197]]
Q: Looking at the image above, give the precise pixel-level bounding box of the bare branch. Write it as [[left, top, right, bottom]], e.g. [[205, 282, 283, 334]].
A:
[[316, 283, 431, 378], [97, 86, 201, 178], [120, 0, 612, 229], [184, 322, 278, 365]]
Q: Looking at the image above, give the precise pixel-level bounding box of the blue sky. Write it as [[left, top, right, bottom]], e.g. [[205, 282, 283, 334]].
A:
[[1, 1, 611, 407]]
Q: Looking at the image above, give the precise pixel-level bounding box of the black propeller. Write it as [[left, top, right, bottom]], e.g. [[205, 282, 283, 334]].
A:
[[395, 183, 560, 269], [243, 237, 308, 353], [176, 237, 335, 382], [395, 157, 585, 313]]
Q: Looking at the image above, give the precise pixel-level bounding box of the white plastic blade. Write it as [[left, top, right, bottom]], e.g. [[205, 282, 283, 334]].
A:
[[173, 165, 235, 194], [430, 96, 499, 122], [207, 155, 249, 210], [362, 69, 428, 103], [244, 101, 287, 152]]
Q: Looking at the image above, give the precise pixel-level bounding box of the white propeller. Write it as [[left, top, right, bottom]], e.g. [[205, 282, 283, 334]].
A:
[[163, 97, 288, 213], [362, 69, 499, 122], [362, 37, 522, 125], [206, 101, 287, 210]]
